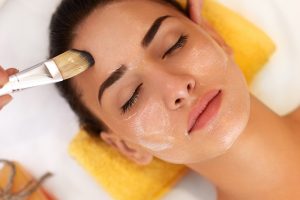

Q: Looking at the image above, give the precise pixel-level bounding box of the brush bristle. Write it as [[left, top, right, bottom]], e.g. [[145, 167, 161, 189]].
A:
[[53, 49, 95, 80]]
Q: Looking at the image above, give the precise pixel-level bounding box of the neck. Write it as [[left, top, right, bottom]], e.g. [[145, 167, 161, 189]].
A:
[[187, 94, 300, 199]]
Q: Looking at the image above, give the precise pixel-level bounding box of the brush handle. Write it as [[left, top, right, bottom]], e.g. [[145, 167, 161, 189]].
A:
[[0, 76, 18, 95], [0, 74, 41, 95], [0, 61, 63, 96]]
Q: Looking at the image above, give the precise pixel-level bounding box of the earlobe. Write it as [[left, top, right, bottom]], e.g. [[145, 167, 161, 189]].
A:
[[100, 131, 153, 165]]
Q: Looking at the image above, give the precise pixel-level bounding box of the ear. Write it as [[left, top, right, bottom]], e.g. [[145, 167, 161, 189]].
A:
[[100, 131, 153, 165], [187, 0, 203, 24]]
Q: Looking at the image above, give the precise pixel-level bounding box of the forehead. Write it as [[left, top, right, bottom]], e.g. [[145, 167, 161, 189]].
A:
[[72, 0, 182, 71]]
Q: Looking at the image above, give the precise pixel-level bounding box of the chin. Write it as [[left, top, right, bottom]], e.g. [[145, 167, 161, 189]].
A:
[[201, 67, 251, 162], [192, 99, 250, 164], [153, 92, 250, 165], [207, 69, 251, 157], [173, 74, 250, 164]]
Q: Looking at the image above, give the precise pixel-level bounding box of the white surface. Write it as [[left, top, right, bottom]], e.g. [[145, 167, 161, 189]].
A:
[[0, 0, 7, 8], [0, 0, 299, 200]]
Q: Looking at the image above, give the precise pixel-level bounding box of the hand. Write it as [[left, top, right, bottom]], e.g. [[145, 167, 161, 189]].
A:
[[0, 65, 18, 110], [187, 0, 203, 24]]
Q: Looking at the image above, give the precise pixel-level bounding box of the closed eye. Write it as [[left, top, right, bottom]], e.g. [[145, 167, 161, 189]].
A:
[[162, 34, 188, 59], [121, 83, 143, 114]]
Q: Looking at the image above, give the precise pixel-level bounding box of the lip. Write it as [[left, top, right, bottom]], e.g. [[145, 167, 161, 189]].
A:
[[188, 89, 222, 134]]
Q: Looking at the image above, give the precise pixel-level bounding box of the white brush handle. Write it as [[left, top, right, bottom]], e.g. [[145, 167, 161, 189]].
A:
[[0, 77, 17, 96], [0, 61, 63, 96]]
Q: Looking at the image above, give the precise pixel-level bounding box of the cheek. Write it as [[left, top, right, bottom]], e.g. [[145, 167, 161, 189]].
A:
[[182, 30, 229, 86], [211, 61, 251, 151], [128, 100, 176, 152]]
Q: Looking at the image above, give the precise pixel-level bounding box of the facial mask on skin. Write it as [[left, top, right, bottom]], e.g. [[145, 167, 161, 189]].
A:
[[131, 100, 176, 152], [184, 41, 229, 88]]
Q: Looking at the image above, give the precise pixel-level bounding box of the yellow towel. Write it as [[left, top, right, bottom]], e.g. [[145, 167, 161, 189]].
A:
[[69, 1, 276, 200], [70, 131, 188, 200]]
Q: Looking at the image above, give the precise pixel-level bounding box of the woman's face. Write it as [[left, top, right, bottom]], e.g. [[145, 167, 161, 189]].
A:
[[72, 0, 250, 164]]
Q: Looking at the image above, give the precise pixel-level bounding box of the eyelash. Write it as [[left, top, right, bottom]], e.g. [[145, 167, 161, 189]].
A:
[[162, 34, 189, 59], [121, 83, 143, 114], [121, 34, 188, 114]]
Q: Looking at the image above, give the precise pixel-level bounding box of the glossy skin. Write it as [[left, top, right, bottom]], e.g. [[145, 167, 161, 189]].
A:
[[71, 0, 250, 164]]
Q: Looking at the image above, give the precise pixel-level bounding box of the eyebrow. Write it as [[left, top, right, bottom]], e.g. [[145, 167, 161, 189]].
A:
[[142, 15, 171, 47], [98, 65, 127, 105], [98, 15, 171, 104]]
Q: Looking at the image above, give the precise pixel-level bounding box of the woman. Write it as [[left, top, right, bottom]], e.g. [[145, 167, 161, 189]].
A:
[[1, 0, 300, 199]]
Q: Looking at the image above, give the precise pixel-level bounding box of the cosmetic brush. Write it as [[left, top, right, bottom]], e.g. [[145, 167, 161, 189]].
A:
[[0, 49, 94, 96]]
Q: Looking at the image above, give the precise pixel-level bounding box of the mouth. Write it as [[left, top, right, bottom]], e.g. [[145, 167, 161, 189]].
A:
[[188, 89, 222, 134]]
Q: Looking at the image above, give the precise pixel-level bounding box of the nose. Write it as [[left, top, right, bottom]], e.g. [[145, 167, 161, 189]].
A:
[[162, 74, 196, 110]]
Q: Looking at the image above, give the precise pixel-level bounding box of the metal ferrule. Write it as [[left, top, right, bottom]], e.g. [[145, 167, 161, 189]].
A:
[[0, 60, 63, 96]]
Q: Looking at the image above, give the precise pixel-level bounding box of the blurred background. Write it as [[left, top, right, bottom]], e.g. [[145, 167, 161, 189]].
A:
[[0, 0, 299, 199]]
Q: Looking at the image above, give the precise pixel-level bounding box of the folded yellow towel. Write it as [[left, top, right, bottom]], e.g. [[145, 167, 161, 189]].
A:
[[70, 131, 188, 200], [69, 1, 276, 200]]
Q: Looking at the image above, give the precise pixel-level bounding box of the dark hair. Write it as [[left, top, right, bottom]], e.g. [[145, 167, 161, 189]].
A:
[[49, 0, 187, 137]]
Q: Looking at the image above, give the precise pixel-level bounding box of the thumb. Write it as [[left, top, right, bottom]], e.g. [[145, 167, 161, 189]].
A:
[[6, 68, 19, 76]]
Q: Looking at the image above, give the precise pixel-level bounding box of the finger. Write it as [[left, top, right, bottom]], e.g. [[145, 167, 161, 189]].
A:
[[189, 0, 203, 11], [188, 0, 203, 24], [0, 66, 9, 87], [6, 68, 19, 76], [0, 94, 12, 110]]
